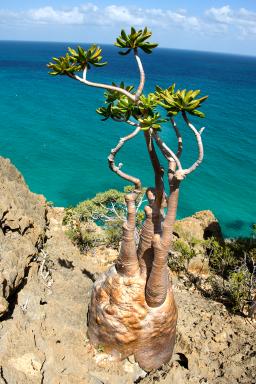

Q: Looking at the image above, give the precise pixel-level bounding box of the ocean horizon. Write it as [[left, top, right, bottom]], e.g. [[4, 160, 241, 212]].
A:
[[2, 39, 256, 59], [0, 40, 255, 238]]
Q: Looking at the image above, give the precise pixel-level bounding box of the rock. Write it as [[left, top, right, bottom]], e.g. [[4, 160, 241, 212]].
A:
[[172, 210, 223, 275], [174, 210, 223, 242], [139, 279, 256, 383], [0, 195, 153, 384], [0, 297, 8, 316], [0, 159, 255, 384], [0, 157, 47, 317]]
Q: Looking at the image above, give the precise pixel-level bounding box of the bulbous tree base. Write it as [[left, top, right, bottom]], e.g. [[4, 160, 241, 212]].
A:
[[87, 265, 177, 371]]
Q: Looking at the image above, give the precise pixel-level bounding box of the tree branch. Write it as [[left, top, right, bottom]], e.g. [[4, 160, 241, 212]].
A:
[[144, 131, 164, 200], [108, 126, 142, 190], [116, 192, 140, 276], [166, 118, 183, 184], [134, 48, 145, 101], [170, 117, 183, 159], [153, 132, 183, 173], [146, 176, 180, 307], [137, 205, 154, 276], [144, 131, 165, 234], [182, 111, 204, 176], [126, 120, 139, 127], [68, 66, 136, 102]]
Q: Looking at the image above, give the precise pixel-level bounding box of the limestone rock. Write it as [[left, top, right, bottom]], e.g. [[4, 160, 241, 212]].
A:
[[174, 210, 223, 242], [172, 210, 223, 275], [0, 157, 47, 317]]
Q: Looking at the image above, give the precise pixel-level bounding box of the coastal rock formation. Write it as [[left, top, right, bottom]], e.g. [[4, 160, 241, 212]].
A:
[[0, 157, 47, 318], [0, 157, 255, 383], [172, 211, 223, 275], [173, 210, 223, 242]]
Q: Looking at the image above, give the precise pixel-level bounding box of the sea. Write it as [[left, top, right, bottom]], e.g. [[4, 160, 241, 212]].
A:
[[0, 41, 255, 238]]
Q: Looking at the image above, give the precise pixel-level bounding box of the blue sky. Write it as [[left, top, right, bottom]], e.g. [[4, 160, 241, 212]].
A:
[[1, 1, 256, 55]]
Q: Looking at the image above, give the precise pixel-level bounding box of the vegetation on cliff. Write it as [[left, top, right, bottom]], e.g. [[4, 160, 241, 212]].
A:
[[64, 192, 256, 317]]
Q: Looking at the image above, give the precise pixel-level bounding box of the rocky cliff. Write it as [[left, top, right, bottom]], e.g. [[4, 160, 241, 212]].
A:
[[0, 157, 255, 384], [0, 157, 47, 318]]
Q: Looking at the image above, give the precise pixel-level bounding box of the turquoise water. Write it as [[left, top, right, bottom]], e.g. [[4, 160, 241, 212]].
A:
[[0, 41, 255, 237]]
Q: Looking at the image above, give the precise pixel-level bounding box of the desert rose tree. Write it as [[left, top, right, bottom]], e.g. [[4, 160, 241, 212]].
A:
[[48, 27, 207, 371]]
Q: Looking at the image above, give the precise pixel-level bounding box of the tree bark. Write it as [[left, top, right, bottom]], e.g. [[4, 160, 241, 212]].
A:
[[146, 177, 180, 307], [115, 193, 140, 276]]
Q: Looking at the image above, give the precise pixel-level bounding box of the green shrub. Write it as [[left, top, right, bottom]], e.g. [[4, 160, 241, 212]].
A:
[[207, 239, 237, 278], [168, 237, 200, 272], [168, 233, 256, 315], [104, 223, 123, 250], [202, 236, 255, 314], [228, 268, 251, 312], [66, 221, 104, 252], [63, 187, 145, 252]]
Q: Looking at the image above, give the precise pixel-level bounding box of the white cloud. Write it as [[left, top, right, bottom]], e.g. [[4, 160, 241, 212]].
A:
[[206, 5, 256, 36], [28, 6, 85, 25], [104, 6, 144, 25], [0, 3, 255, 39], [0, 3, 202, 31], [206, 6, 233, 24]]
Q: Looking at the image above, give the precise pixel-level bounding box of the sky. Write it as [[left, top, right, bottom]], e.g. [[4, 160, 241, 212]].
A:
[[1, 1, 256, 55]]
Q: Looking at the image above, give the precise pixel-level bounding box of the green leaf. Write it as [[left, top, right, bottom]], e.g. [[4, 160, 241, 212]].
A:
[[191, 90, 201, 98], [68, 47, 77, 56], [189, 109, 205, 118], [121, 29, 128, 40], [186, 100, 201, 110], [131, 26, 136, 35], [115, 27, 158, 53], [118, 49, 132, 56], [196, 95, 208, 104], [136, 33, 152, 44], [93, 62, 108, 67], [140, 46, 152, 54], [77, 46, 85, 56], [116, 37, 126, 47], [143, 42, 158, 49]]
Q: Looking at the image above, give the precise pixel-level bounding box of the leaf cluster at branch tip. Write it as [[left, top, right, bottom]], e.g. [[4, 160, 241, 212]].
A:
[[96, 85, 165, 130], [47, 26, 208, 129], [156, 84, 208, 118], [115, 27, 158, 55], [47, 44, 107, 75], [96, 80, 207, 129]]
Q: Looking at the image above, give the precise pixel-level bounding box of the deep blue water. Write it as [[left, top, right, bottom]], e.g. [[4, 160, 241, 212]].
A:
[[0, 41, 255, 237]]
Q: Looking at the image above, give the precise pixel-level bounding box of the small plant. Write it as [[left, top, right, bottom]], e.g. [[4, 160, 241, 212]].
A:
[[97, 344, 105, 353], [64, 187, 145, 251], [167, 232, 256, 315], [168, 237, 201, 272], [228, 268, 251, 312], [208, 239, 236, 280], [201, 236, 255, 314], [66, 221, 103, 253]]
